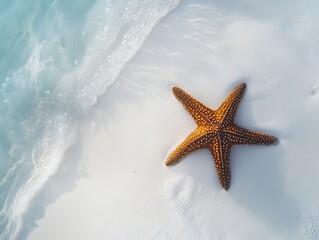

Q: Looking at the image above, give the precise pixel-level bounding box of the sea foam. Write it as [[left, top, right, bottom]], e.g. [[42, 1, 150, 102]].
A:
[[0, 0, 181, 239]]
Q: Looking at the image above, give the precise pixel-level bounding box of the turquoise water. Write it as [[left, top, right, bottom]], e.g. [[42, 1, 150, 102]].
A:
[[0, 0, 180, 239]]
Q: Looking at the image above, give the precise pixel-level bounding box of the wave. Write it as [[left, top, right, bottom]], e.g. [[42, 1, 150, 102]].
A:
[[0, 0, 181, 239]]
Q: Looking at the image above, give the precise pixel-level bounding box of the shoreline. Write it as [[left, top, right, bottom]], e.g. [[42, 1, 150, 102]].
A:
[[0, 1, 183, 239], [27, 0, 319, 239]]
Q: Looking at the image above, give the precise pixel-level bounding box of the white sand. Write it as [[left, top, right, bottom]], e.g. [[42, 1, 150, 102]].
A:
[[28, 0, 319, 239]]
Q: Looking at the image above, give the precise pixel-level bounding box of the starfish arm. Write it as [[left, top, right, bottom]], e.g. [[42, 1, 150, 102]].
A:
[[210, 134, 232, 190], [224, 125, 278, 145], [165, 127, 214, 166], [172, 87, 216, 125], [216, 82, 246, 127]]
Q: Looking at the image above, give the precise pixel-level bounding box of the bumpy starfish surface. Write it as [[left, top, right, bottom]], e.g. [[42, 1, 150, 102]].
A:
[[165, 83, 278, 190]]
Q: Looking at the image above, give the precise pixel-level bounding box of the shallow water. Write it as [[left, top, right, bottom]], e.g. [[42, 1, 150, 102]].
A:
[[0, 0, 180, 238]]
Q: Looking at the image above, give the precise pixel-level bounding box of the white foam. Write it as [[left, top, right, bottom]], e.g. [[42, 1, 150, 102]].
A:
[[0, 0, 181, 239]]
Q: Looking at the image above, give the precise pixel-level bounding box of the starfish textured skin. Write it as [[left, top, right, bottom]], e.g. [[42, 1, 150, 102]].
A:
[[165, 83, 278, 190]]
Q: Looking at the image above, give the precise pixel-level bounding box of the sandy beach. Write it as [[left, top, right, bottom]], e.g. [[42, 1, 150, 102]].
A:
[[25, 0, 319, 239]]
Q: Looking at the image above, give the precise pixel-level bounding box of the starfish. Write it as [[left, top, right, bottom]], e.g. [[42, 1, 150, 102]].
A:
[[165, 83, 278, 190]]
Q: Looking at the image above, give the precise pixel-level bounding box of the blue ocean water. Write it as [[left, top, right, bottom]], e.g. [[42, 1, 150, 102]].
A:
[[0, 0, 180, 239]]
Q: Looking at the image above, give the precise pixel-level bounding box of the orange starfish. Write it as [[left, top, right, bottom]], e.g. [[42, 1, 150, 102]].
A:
[[165, 83, 278, 190]]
